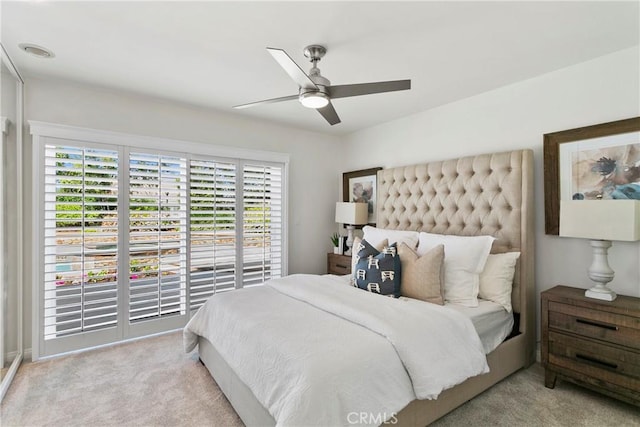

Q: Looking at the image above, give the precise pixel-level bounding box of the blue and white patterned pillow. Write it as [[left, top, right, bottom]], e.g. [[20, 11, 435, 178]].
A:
[[353, 239, 401, 297]]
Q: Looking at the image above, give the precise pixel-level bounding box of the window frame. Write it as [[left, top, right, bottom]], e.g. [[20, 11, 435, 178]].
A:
[[30, 121, 289, 360]]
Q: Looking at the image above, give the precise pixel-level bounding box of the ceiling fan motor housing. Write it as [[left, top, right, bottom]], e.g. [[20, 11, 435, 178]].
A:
[[298, 66, 331, 108]]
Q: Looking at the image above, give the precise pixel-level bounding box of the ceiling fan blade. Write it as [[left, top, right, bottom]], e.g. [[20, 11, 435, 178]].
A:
[[233, 94, 298, 109], [267, 47, 318, 90], [328, 79, 411, 99], [317, 101, 341, 126]]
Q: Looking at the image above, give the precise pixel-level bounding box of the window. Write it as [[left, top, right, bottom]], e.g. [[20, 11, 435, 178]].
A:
[[128, 152, 188, 322], [189, 159, 236, 309], [32, 123, 288, 359], [43, 145, 119, 339], [242, 163, 283, 287]]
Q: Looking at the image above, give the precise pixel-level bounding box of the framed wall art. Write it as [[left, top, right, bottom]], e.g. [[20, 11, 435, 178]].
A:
[[543, 116, 640, 235], [342, 167, 382, 225]]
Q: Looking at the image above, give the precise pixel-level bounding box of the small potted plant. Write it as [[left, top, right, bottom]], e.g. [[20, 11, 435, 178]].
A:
[[330, 232, 342, 254]]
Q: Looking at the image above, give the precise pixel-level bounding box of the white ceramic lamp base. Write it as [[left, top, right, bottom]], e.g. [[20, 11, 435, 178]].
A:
[[585, 286, 616, 301], [344, 225, 355, 256], [585, 240, 616, 302]]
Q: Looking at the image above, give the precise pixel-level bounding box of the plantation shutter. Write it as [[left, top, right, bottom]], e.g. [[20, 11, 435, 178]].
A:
[[128, 152, 187, 322], [189, 159, 237, 310], [43, 145, 119, 339], [242, 163, 284, 287], [34, 121, 289, 358]]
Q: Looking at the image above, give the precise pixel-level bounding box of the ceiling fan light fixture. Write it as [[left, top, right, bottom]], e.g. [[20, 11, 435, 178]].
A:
[[299, 91, 329, 109]]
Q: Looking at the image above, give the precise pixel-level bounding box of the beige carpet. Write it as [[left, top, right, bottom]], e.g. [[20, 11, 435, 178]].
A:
[[2, 331, 638, 427]]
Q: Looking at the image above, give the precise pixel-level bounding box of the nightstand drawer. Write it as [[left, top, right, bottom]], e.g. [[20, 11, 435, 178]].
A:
[[549, 333, 640, 402], [549, 301, 640, 350], [327, 253, 351, 275], [549, 331, 640, 386]]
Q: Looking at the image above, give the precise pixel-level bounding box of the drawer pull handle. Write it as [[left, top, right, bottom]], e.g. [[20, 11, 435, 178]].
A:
[[336, 264, 349, 269], [575, 318, 618, 331], [575, 353, 618, 370]]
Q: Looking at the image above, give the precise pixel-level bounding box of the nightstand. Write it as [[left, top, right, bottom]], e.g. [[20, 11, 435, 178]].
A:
[[541, 285, 640, 406], [327, 253, 351, 275]]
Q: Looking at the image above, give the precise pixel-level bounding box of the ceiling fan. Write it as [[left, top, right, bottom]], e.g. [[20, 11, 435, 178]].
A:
[[233, 45, 411, 126]]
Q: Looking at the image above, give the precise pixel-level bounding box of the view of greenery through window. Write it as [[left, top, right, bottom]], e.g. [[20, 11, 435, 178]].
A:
[[53, 151, 274, 288]]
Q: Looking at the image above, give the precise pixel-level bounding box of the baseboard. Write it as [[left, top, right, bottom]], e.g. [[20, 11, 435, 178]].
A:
[[5, 350, 18, 362], [35, 329, 180, 362], [5, 348, 33, 363]]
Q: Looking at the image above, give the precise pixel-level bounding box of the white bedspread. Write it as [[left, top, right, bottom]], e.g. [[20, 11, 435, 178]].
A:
[[184, 274, 488, 427]]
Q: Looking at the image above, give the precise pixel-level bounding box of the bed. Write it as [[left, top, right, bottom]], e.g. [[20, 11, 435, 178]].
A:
[[185, 149, 535, 426]]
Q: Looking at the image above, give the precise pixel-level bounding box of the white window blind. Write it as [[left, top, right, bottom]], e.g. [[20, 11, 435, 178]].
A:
[[242, 163, 283, 287], [128, 152, 188, 322], [189, 159, 237, 310], [43, 145, 119, 339]]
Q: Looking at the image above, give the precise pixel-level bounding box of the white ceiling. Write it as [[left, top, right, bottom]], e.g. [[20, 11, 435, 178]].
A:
[[2, 1, 639, 135]]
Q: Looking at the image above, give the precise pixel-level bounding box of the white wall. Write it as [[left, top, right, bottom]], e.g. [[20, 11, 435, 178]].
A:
[[21, 76, 343, 351], [343, 47, 640, 339]]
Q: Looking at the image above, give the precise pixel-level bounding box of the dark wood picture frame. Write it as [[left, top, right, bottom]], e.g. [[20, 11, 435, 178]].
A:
[[543, 116, 640, 235], [342, 167, 382, 226]]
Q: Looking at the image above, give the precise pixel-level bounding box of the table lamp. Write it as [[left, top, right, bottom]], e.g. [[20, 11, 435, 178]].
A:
[[560, 200, 640, 301], [335, 202, 368, 255]]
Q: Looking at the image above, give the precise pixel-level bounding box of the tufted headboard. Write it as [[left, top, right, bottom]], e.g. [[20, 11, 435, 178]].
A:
[[376, 150, 534, 354]]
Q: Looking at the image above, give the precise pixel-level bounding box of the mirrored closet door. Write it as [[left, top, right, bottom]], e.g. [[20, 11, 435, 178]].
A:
[[1, 42, 24, 401]]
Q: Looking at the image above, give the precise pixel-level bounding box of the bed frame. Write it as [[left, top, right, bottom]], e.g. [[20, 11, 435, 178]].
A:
[[197, 149, 535, 426]]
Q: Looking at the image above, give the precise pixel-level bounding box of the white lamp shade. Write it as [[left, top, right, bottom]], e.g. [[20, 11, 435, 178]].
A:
[[560, 200, 640, 241], [335, 202, 368, 225]]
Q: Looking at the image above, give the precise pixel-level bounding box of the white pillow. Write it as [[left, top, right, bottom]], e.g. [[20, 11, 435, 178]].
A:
[[362, 225, 419, 249], [479, 252, 520, 313], [416, 232, 495, 307]]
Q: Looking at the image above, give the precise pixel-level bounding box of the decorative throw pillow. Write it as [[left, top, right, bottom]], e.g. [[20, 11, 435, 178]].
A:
[[351, 236, 388, 274], [417, 232, 495, 307], [362, 226, 419, 250], [353, 240, 401, 297], [479, 252, 520, 313], [398, 243, 445, 305]]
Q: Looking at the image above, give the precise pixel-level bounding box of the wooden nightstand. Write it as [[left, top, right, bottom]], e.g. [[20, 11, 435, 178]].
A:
[[327, 253, 352, 275], [541, 285, 640, 406]]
